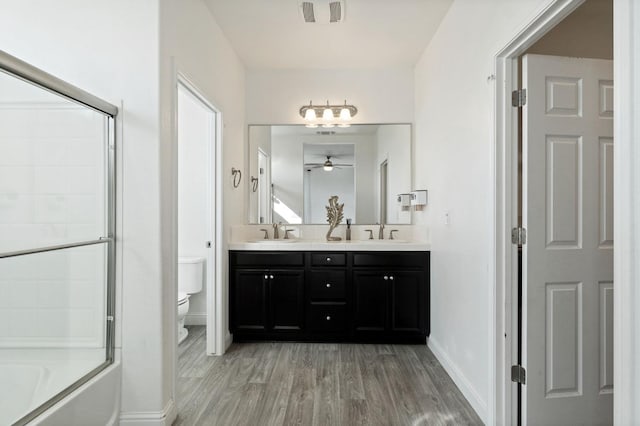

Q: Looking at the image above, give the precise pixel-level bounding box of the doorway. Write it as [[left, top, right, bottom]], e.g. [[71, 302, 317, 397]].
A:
[[380, 159, 389, 224], [176, 77, 221, 357], [494, 0, 613, 424]]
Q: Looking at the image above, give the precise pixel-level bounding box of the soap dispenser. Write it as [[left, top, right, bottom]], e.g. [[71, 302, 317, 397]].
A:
[[346, 218, 352, 241]]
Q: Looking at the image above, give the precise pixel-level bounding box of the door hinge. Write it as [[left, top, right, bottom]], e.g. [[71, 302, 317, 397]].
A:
[[512, 89, 527, 107], [511, 227, 527, 245], [511, 365, 526, 384]]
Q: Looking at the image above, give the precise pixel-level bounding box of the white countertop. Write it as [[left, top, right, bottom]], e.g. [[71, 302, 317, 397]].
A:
[[228, 239, 430, 251]]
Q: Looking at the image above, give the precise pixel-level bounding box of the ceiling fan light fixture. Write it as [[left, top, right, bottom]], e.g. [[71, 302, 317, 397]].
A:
[[323, 157, 334, 171]]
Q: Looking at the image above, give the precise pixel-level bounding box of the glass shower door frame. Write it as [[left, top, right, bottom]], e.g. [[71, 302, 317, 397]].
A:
[[0, 49, 117, 426]]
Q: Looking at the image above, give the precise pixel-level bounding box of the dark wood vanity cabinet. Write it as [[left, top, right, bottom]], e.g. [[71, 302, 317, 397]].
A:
[[230, 250, 430, 343], [352, 252, 429, 339], [230, 252, 305, 339], [353, 270, 425, 335], [307, 252, 348, 336]]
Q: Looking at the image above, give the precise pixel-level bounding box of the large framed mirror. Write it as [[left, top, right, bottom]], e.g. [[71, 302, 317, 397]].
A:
[[247, 124, 412, 225]]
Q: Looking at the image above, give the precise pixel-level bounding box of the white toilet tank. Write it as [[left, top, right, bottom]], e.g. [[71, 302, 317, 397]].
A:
[[178, 256, 205, 294]]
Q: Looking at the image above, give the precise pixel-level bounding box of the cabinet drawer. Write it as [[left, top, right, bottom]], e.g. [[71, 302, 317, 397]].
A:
[[309, 270, 346, 299], [311, 253, 346, 266], [352, 252, 428, 268], [232, 251, 304, 267], [309, 303, 347, 332]]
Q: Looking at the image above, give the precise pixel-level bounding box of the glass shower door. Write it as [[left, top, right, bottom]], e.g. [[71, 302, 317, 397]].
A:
[[0, 52, 116, 425]]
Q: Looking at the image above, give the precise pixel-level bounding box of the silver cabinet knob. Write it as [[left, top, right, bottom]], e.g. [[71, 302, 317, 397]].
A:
[[326, 283, 331, 288], [390, 276, 394, 281], [383, 275, 389, 280], [264, 274, 269, 279], [326, 316, 331, 321], [326, 257, 332, 262], [269, 275, 274, 279]]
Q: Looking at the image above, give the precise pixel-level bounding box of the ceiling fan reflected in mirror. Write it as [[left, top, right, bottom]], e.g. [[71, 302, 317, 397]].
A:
[[304, 155, 352, 172]]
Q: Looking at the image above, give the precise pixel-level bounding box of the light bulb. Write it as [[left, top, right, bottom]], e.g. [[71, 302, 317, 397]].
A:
[[323, 165, 333, 171], [322, 106, 334, 121], [339, 106, 351, 121], [304, 108, 316, 121]]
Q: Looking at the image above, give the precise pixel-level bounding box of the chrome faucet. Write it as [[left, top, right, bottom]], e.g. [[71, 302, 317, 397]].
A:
[[260, 228, 269, 239], [273, 222, 280, 239], [378, 223, 385, 239]]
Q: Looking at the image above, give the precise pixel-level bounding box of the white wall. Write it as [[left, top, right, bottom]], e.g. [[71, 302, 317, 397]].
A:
[[0, 0, 165, 421], [270, 134, 304, 222], [414, 0, 552, 422], [376, 125, 412, 224], [159, 0, 246, 417], [246, 68, 414, 124], [305, 167, 355, 224]]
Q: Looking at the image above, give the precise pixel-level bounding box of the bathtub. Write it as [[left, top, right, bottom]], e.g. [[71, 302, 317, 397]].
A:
[[0, 349, 120, 425]]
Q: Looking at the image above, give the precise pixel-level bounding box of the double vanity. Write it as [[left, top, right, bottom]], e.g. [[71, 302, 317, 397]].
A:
[[236, 123, 429, 344], [229, 239, 430, 344]]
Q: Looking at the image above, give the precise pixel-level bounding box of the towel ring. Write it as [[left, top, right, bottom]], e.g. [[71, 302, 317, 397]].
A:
[[251, 176, 258, 192], [231, 167, 242, 188]]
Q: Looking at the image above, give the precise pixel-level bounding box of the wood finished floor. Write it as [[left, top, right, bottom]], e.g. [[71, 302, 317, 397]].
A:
[[174, 326, 482, 426]]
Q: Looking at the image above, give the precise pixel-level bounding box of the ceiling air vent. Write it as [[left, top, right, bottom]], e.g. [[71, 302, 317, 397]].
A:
[[329, 1, 342, 23], [301, 2, 315, 23], [299, 0, 345, 24]]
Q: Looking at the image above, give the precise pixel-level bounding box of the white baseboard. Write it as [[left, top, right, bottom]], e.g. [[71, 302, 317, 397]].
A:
[[185, 312, 206, 326], [225, 332, 233, 351], [120, 398, 176, 426], [428, 337, 487, 423]]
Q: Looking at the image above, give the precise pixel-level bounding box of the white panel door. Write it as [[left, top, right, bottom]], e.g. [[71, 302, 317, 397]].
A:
[[522, 54, 613, 425]]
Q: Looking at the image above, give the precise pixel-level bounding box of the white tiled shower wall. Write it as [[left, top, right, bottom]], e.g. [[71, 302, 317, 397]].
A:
[[0, 81, 107, 348]]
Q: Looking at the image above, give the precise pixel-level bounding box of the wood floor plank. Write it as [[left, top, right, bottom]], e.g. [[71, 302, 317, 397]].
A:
[[311, 350, 341, 426], [283, 366, 316, 426], [174, 327, 483, 426]]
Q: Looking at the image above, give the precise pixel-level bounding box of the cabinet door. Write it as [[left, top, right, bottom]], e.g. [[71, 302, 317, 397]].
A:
[[353, 271, 388, 332], [389, 271, 423, 333], [233, 270, 267, 330], [269, 269, 305, 331]]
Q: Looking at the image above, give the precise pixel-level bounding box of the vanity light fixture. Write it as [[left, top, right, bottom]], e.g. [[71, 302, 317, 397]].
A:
[[300, 100, 357, 128]]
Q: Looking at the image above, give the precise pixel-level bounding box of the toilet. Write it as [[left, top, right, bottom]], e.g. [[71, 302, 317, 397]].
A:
[[177, 256, 204, 344]]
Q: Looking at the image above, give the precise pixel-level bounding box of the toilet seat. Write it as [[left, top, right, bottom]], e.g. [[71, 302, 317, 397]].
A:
[[178, 292, 189, 305]]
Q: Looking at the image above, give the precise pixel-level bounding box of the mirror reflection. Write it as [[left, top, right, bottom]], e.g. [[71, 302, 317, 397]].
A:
[[248, 124, 411, 225]]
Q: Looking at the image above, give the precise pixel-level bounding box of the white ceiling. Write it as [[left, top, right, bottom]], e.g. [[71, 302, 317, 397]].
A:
[[204, 0, 453, 69]]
